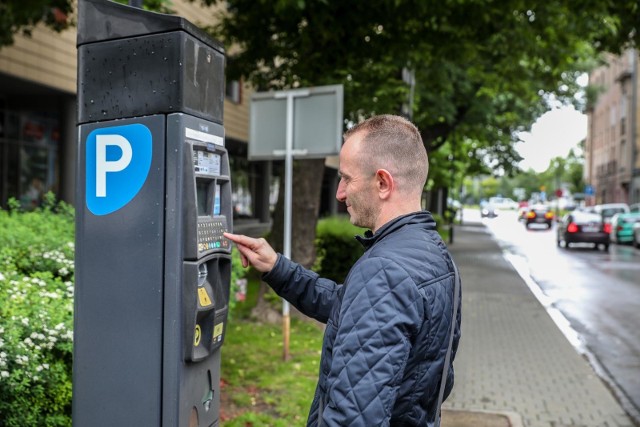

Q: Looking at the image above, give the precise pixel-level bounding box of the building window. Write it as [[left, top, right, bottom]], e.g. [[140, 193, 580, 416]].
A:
[[0, 110, 59, 209], [621, 117, 626, 135]]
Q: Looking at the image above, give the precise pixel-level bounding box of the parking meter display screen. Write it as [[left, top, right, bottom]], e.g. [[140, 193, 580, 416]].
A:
[[197, 181, 208, 216]]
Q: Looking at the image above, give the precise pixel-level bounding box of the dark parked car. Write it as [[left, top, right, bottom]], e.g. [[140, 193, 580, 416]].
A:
[[556, 210, 610, 251], [524, 204, 554, 229]]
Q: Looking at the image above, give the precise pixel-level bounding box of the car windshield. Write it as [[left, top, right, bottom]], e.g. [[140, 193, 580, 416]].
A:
[[602, 208, 626, 218], [570, 211, 602, 224]]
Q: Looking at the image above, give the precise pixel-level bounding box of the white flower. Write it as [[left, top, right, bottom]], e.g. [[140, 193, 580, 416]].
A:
[[21, 317, 29, 326], [1, 371, 9, 378], [0, 272, 5, 281]]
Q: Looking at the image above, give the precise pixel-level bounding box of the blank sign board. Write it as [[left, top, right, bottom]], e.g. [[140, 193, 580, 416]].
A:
[[249, 85, 344, 160]]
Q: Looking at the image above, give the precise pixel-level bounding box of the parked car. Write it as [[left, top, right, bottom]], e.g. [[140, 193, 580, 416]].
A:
[[524, 204, 554, 229], [629, 203, 640, 213], [488, 196, 519, 210], [584, 203, 630, 224], [633, 222, 640, 248], [481, 204, 498, 218], [556, 210, 610, 251], [609, 212, 640, 244]]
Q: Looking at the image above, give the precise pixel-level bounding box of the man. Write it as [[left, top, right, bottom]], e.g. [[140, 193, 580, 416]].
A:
[[224, 114, 461, 426]]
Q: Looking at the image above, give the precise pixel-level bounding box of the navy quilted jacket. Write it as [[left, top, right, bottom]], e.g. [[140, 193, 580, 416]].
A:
[[263, 211, 461, 426]]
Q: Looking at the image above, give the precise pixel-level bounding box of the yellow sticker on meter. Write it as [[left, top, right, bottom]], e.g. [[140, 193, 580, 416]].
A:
[[194, 324, 202, 346], [213, 323, 224, 339], [198, 288, 212, 307]]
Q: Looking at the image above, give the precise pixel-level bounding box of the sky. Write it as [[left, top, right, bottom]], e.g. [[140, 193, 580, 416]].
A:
[[516, 73, 589, 173], [516, 105, 587, 173]]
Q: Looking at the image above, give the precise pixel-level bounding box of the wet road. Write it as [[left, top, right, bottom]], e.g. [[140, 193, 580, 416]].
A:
[[463, 208, 640, 422]]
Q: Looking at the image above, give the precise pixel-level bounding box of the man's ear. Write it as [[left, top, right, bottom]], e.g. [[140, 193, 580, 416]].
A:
[[375, 169, 394, 199]]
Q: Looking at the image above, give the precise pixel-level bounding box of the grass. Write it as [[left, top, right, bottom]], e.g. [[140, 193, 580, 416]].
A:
[[220, 277, 324, 426]]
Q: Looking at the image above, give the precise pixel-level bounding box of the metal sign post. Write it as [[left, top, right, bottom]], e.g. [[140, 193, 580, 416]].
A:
[[277, 89, 309, 361], [249, 85, 343, 360]]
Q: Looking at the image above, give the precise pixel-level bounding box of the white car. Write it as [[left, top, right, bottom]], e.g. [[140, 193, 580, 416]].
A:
[[488, 196, 519, 210]]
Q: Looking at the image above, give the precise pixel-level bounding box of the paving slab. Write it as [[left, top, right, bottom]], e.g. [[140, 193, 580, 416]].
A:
[[443, 220, 635, 427]]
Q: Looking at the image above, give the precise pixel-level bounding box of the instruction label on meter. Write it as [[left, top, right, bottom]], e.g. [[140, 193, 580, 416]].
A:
[[193, 150, 221, 175]]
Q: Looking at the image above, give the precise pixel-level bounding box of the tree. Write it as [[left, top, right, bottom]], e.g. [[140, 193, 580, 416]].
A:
[[0, 0, 73, 46], [204, 0, 637, 283]]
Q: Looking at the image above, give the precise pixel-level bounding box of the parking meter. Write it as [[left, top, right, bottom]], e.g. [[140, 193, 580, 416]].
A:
[[74, 1, 231, 426]]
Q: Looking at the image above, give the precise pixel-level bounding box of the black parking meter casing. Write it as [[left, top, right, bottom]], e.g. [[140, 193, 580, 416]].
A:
[[74, 1, 231, 426]]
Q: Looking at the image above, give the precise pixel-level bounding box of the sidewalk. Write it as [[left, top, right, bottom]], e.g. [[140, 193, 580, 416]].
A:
[[442, 218, 634, 427]]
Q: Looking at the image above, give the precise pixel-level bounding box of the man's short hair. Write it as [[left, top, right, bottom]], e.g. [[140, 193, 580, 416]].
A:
[[344, 115, 429, 194]]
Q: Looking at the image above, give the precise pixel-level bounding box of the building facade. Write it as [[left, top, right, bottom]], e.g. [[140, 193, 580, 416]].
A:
[[585, 49, 640, 205], [0, 1, 301, 233]]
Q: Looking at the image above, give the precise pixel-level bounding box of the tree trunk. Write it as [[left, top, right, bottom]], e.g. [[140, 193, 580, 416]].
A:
[[270, 158, 325, 267], [251, 158, 326, 322]]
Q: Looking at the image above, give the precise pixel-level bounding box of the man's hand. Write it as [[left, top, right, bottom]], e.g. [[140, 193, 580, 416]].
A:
[[223, 232, 278, 273]]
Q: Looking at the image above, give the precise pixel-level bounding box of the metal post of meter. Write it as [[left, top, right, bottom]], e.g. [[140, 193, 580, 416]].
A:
[[276, 89, 309, 361]]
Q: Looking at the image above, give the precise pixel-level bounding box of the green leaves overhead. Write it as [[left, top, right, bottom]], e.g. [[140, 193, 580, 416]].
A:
[[0, 0, 74, 46], [206, 0, 637, 175]]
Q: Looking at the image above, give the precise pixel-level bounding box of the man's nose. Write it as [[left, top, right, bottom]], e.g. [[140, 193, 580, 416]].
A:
[[336, 181, 345, 202]]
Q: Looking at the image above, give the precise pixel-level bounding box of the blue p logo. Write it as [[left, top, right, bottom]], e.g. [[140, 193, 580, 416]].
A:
[[86, 124, 152, 215]]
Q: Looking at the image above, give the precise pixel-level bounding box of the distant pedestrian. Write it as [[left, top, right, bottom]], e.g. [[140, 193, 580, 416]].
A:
[[225, 114, 461, 427]]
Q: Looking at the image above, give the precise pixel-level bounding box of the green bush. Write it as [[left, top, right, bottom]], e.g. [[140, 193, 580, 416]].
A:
[[0, 197, 75, 427], [313, 216, 366, 283]]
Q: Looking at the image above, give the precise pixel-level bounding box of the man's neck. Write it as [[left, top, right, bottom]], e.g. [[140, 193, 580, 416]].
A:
[[373, 201, 421, 233]]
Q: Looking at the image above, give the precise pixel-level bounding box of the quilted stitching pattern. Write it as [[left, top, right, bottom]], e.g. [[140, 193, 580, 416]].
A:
[[264, 212, 461, 427]]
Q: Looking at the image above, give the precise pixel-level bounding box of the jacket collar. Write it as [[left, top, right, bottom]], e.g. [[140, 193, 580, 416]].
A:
[[355, 211, 436, 250]]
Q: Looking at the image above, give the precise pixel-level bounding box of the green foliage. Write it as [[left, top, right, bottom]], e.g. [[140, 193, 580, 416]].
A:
[[229, 247, 250, 318], [313, 216, 366, 283], [0, 0, 73, 47], [0, 203, 75, 427], [207, 0, 638, 182]]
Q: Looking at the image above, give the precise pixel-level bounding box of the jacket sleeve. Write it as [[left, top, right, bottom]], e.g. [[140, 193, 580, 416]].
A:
[[262, 254, 341, 324], [322, 257, 422, 427]]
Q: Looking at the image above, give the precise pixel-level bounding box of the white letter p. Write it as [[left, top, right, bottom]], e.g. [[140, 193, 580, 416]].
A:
[[96, 134, 133, 198]]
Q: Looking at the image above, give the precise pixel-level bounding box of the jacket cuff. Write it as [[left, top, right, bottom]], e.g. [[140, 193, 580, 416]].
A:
[[261, 253, 291, 292]]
